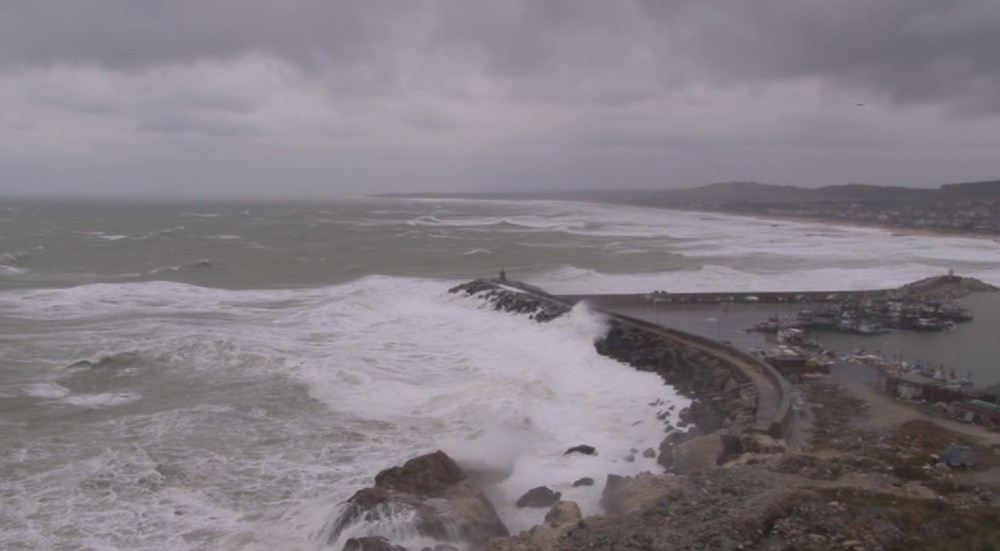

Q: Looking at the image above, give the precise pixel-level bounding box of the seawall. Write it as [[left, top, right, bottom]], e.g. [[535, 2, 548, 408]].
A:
[[557, 289, 889, 307], [557, 273, 997, 307], [449, 279, 795, 446]]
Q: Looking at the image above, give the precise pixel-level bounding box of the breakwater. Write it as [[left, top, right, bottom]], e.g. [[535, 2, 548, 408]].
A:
[[558, 289, 890, 307], [449, 279, 794, 444], [557, 274, 997, 307]]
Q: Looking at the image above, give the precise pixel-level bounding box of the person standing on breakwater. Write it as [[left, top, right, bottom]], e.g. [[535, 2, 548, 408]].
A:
[[499, 268, 507, 282]]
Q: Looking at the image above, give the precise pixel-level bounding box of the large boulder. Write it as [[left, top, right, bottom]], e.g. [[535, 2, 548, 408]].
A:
[[564, 445, 596, 456], [487, 501, 582, 551], [328, 451, 508, 548], [342, 536, 407, 551], [515, 486, 561, 508], [374, 450, 465, 494], [543, 501, 582, 528], [670, 433, 725, 474], [600, 473, 679, 516]]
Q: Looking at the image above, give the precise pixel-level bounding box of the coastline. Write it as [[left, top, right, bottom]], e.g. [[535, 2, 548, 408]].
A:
[[328, 277, 1000, 550], [374, 192, 1000, 242], [705, 209, 1000, 242]]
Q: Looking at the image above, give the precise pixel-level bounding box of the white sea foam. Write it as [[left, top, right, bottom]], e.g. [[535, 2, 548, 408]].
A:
[[22, 382, 71, 399], [392, 199, 1000, 292], [0, 277, 685, 549], [78, 231, 131, 241], [62, 391, 143, 408], [5, 197, 1000, 550], [458, 248, 493, 256]]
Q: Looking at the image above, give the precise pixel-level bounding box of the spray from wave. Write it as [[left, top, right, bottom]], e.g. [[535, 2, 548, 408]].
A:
[[0, 277, 687, 550]]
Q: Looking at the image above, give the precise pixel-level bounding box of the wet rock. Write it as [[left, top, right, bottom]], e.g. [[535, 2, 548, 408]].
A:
[[544, 501, 582, 528], [373, 450, 464, 495], [564, 445, 596, 456], [329, 451, 507, 547], [504, 524, 559, 551], [516, 486, 561, 508], [488, 502, 582, 551], [600, 473, 678, 516], [671, 433, 724, 474], [643, 447, 656, 458], [448, 280, 569, 322], [342, 536, 407, 551], [739, 434, 786, 455], [571, 477, 594, 487]]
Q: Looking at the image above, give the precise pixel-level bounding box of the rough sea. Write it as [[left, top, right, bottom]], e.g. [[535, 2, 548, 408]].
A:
[[2, 197, 999, 550]]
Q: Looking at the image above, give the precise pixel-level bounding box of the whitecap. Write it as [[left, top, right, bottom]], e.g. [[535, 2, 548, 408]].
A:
[[62, 391, 142, 408], [22, 383, 70, 399], [459, 248, 493, 256]]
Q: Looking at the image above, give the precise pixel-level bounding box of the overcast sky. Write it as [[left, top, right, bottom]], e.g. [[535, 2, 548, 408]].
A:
[[2, 0, 999, 197]]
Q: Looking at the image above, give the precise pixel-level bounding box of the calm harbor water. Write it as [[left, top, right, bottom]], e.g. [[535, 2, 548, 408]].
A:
[[619, 297, 1000, 388]]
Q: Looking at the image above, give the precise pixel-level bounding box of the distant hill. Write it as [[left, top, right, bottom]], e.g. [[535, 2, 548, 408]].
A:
[[380, 178, 1000, 207], [940, 180, 1000, 196]]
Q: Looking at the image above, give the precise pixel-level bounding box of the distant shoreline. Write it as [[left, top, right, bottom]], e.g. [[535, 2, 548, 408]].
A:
[[379, 192, 1000, 243], [707, 209, 1000, 243]]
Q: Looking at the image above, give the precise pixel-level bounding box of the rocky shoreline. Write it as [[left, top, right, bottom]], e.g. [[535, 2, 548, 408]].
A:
[[448, 279, 764, 448], [325, 278, 999, 550], [324, 279, 790, 550]]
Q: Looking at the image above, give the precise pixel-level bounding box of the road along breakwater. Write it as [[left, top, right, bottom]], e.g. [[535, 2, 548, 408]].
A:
[[557, 273, 997, 307]]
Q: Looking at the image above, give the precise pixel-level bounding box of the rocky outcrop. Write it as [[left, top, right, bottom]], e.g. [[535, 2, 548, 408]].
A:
[[515, 486, 561, 508], [594, 322, 757, 436], [563, 445, 595, 456], [449, 280, 569, 322], [342, 536, 407, 551], [898, 274, 998, 302], [543, 501, 582, 528], [668, 433, 727, 474], [571, 477, 593, 487], [487, 501, 583, 551], [563, 468, 803, 550], [327, 451, 508, 548], [600, 473, 681, 516]]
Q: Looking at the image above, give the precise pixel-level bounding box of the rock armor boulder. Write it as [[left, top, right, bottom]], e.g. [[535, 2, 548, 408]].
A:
[[328, 451, 508, 548], [515, 486, 562, 508]]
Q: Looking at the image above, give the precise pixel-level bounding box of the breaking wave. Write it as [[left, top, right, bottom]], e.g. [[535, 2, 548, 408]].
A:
[[0, 276, 687, 549]]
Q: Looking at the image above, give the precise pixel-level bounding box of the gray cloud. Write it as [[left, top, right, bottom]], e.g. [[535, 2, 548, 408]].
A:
[[4, 0, 999, 111], [0, 0, 998, 195]]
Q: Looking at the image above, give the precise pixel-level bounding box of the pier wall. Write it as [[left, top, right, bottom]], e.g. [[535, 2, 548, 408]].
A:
[[557, 289, 893, 307], [480, 280, 795, 439]]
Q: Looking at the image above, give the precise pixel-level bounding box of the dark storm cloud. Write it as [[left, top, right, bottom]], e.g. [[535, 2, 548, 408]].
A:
[[1, 0, 999, 196], [3, 0, 999, 112], [0, 1, 413, 70], [634, 0, 1000, 114]]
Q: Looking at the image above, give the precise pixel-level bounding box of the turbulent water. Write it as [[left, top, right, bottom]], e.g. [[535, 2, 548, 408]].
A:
[[2, 197, 1000, 550]]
